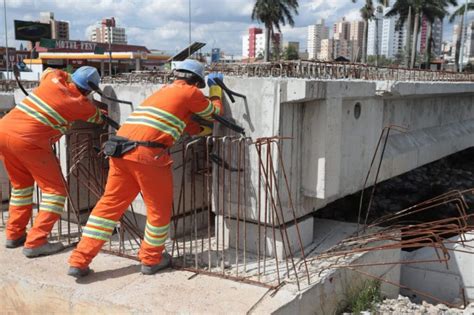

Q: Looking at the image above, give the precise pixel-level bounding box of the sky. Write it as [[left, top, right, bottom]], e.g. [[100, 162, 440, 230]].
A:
[[1, 0, 472, 55]]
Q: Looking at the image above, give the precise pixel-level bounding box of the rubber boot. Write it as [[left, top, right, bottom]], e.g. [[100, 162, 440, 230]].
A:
[[23, 242, 65, 258], [5, 234, 27, 248], [141, 252, 172, 275], [67, 266, 91, 278]]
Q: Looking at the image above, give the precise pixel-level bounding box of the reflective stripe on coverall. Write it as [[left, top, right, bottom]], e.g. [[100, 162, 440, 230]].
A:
[[0, 68, 103, 248], [69, 80, 223, 268]]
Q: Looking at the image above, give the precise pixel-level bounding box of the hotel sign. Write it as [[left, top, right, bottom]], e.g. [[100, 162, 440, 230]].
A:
[[40, 39, 104, 54]]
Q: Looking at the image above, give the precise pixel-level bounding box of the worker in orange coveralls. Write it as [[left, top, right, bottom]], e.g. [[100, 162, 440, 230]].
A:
[[0, 66, 104, 257], [68, 59, 224, 277]]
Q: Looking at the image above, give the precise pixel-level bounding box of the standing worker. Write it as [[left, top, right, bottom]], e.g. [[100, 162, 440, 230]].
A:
[[0, 66, 104, 257], [68, 59, 224, 277]]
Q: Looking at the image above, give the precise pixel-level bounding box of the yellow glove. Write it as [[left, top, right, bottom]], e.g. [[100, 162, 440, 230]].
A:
[[209, 85, 222, 99]]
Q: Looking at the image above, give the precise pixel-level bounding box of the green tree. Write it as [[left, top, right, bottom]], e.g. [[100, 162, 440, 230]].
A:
[[282, 44, 299, 60], [449, 2, 474, 71], [251, 0, 299, 62], [387, 0, 457, 68]]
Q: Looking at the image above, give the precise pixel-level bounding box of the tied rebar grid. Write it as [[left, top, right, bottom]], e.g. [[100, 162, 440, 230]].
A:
[[0, 132, 310, 289], [101, 61, 474, 84], [102, 136, 312, 289]]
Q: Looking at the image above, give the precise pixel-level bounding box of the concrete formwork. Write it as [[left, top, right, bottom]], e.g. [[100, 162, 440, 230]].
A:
[[95, 79, 474, 257]]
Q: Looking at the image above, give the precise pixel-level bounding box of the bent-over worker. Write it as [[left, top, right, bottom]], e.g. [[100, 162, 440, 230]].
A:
[[0, 66, 104, 257], [68, 59, 224, 277]]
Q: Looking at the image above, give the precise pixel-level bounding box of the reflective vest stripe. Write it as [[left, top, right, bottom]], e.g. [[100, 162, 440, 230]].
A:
[[87, 108, 102, 123], [40, 203, 64, 215], [42, 193, 66, 204], [195, 101, 216, 119], [83, 226, 112, 242], [11, 186, 34, 196], [145, 221, 169, 235], [10, 197, 33, 206], [87, 215, 117, 230], [134, 107, 185, 132], [17, 102, 68, 134], [124, 116, 180, 140], [144, 232, 167, 247], [28, 93, 68, 125]]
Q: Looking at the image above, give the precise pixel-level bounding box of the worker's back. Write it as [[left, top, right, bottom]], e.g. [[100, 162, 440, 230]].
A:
[[0, 68, 101, 148], [117, 80, 221, 164]]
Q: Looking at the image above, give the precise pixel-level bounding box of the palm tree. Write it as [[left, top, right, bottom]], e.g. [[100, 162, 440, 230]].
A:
[[251, 0, 299, 62], [449, 2, 474, 71], [352, 0, 389, 63], [387, 0, 456, 68]]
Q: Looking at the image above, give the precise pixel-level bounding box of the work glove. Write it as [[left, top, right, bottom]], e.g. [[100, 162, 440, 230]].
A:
[[207, 73, 223, 99], [207, 72, 224, 86]]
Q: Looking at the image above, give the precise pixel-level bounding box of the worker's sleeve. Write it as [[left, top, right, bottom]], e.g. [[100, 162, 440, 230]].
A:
[[188, 88, 223, 121], [76, 98, 104, 124], [183, 120, 202, 136]]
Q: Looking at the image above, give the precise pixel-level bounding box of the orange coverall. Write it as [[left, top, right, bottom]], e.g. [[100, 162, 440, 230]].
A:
[[0, 68, 103, 248], [69, 80, 223, 268]]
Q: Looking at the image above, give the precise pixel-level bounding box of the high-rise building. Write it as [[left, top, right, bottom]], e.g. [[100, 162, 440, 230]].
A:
[[367, 9, 384, 56], [242, 27, 281, 59], [319, 38, 352, 61], [419, 16, 443, 57], [307, 19, 329, 60], [319, 39, 334, 61], [350, 20, 365, 61], [465, 21, 474, 59], [368, 7, 407, 59], [458, 21, 474, 63], [334, 17, 351, 41], [380, 7, 407, 58], [90, 18, 127, 45], [39, 12, 69, 40], [331, 17, 353, 60]]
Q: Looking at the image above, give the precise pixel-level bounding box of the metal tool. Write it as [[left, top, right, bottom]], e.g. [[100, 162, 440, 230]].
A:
[[12, 64, 29, 96], [87, 81, 134, 109]]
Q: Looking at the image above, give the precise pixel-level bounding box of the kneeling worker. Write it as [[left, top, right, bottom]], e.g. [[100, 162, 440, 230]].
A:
[[0, 66, 104, 256], [68, 59, 223, 277]]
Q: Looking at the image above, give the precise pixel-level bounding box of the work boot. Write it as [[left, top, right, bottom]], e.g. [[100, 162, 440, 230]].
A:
[[5, 234, 27, 248], [67, 266, 91, 278], [22, 242, 65, 258], [141, 252, 172, 275]]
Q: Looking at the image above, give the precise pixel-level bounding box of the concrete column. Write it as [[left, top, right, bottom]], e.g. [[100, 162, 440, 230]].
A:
[[135, 59, 141, 71]]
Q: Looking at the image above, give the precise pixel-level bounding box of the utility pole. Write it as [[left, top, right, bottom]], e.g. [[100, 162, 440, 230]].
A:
[[108, 25, 112, 75], [188, 0, 191, 58], [459, 0, 470, 72], [3, 0, 9, 80], [405, 6, 412, 68], [103, 18, 114, 76]]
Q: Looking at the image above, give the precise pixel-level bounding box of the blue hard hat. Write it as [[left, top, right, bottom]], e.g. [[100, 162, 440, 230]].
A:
[[71, 66, 100, 91], [175, 59, 205, 88]]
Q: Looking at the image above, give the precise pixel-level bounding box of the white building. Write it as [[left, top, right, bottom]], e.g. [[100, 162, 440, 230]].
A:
[[242, 27, 282, 59], [307, 19, 329, 60], [368, 7, 406, 59], [451, 20, 474, 65], [367, 9, 384, 56], [90, 18, 127, 45]]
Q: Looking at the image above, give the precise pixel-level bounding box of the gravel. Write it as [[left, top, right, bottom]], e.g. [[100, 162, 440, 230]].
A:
[[372, 295, 474, 315]]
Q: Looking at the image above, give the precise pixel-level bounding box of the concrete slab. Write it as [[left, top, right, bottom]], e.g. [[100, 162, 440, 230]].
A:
[[0, 226, 270, 314]]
